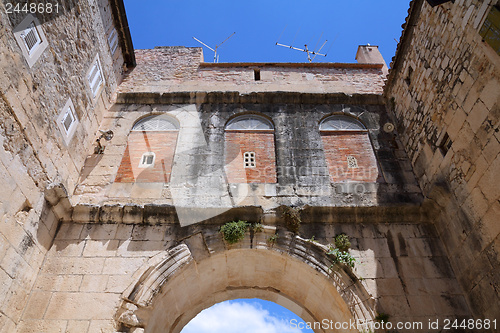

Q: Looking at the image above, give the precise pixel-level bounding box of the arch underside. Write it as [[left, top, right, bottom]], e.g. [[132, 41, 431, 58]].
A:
[[117, 230, 376, 333]]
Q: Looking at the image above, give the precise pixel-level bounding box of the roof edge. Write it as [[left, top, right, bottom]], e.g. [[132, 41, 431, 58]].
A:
[[110, 0, 136, 68], [199, 62, 384, 69], [384, 0, 424, 93]]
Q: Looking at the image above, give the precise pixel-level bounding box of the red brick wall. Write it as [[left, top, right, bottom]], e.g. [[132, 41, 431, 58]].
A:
[[320, 131, 378, 182], [115, 131, 178, 183], [224, 130, 277, 183]]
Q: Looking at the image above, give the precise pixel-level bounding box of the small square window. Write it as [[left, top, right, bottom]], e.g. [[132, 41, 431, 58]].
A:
[[243, 152, 256, 168], [87, 55, 105, 98], [57, 98, 78, 145], [108, 28, 119, 55], [347, 155, 358, 168], [139, 152, 155, 168], [13, 14, 48, 68]]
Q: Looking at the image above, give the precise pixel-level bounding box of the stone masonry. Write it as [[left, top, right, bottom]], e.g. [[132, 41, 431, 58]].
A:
[[0, 0, 499, 332], [385, 0, 500, 320]]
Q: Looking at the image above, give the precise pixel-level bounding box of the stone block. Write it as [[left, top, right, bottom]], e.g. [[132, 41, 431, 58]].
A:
[[115, 224, 134, 240], [477, 154, 500, 203], [33, 274, 83, 292], [86, 224, 118, 240], [66, 320, 91, 333], [106, 274, 133, 293], [72, 204, 100, 223], [82, 239, 119, 257], [16, 320, 68, 333], [466, 100, 489, 133], [56, 224, 84, 240], [99, 204, 123, 224], [51, 240, 85, 257], [21, 291, 52, 319], [123, 205, 144, 224], [44, 292, 120, 320], [479, 78, 500, 110], [102, 257, 146, 275], [80, 275, 109, 292], [41, 257, 105, 275]]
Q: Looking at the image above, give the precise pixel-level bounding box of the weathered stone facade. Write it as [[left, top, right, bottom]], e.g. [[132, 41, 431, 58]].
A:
[[0, 0, 498, 332], [385, 0, 500, 321], [0, 0, 133, 331]]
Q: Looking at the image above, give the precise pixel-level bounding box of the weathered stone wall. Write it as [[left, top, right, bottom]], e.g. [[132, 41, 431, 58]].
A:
[[74, 100, 422, 214], [16, 219, 469, 332], [385, 0, 500, 319], [118, 47, 386, 95], [0, 0, 128, 329]]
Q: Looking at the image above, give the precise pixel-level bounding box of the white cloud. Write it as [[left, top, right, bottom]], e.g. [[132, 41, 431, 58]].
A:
[[180, 300, 304, 333]]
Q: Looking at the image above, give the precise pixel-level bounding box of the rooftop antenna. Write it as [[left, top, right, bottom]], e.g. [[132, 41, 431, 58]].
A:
[[192, 32, 236, 63], [276, 27, 329, 62]]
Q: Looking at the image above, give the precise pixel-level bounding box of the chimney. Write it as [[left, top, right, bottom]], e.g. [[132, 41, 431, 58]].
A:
[[356, 45, 388, 76]]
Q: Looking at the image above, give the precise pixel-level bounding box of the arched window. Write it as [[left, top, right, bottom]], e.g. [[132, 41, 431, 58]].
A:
[[319, 115, 366, 131], [319, 115, 378, 183], [224, 115, 277, 183], [115, 115, 179, 183], [226, 115, 274, 130], [132, 116, 179, 131]]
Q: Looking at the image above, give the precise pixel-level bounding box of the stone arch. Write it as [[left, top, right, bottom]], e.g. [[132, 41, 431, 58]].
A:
[[116, 228, 376, 333]]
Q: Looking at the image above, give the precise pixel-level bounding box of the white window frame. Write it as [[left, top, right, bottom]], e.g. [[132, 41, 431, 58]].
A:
[[87, 54, 105, 99], [13, 14, 48, 68], [57, 98, 79, 145], [139, 152, 156, 168], [243, 152, 256, 168], [108, 27, 119, 55]]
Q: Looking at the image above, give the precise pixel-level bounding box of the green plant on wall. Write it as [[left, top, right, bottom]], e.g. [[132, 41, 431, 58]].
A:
[[252, 223, 264, 233], [327, 233, 356, 268], [220, 221, 249, 244], [375, 312, 390, 323], [281, 206, 301, 233], [268, 234, 278, 244], [334, 234, 351, 252]]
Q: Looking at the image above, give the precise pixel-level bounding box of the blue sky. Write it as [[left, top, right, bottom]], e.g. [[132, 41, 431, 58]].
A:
[[180, 299, 314, 333], [123, 1, 410, 65]]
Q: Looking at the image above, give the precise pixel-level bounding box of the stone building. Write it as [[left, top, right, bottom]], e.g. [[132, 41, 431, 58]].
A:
[[0, 0, 498, 332]]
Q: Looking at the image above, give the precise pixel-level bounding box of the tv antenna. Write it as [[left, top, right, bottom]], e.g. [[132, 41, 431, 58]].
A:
[[192, 32, 236, 63], [276, 27, 332, 62]]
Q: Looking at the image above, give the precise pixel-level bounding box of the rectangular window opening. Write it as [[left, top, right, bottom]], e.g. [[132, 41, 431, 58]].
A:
[[88, 58, 104, 97], [439, 132, 452, 156], [405, 66, 413, 85], [139, 152, 155, 168], [108, 28, 119, 55], [62, 108, 75, 133], [254, 69, 261, 81]]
